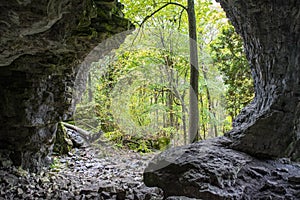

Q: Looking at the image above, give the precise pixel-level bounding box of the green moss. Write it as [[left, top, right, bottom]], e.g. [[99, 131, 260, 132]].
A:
[[49, 157, 62, 172], [53, 122, 73, 155], [88, 28, 98, 39], [78, 16, 91, 29]]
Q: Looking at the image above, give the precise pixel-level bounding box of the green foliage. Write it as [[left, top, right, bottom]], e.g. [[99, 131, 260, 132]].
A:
[[121, 0, 187, 28], [210, 24, 254, 121], [49, 157, 62, 172], [103, 130, 124, 145], [75, 0, 254, 150], [103, 129, 170, 153]]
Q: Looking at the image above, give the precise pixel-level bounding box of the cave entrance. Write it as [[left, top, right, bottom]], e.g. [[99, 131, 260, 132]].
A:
[[71, 17, 253, 155], [57, 17, 254, 196], [48, 1, 255, 199]]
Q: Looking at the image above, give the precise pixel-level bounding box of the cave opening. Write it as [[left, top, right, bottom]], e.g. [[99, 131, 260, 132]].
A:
[[4, 0, 300, 199], [71, 2, 254, 157]]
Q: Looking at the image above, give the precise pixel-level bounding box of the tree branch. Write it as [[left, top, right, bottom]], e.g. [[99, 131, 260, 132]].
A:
[[178, 8, 185, 30], [132, 2, 187, 45], [139, 2, 187, 27]]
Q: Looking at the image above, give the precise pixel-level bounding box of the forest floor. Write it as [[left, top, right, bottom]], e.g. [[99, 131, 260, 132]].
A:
[[0, 142, 164, 200]]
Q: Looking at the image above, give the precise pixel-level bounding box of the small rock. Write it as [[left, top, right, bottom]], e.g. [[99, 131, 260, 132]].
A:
[[68, 152, 74, 157], [85, 163, 94, 168], [100, 191, 111, 199], [17, 188, 24, 195], [67, 129, 88, 148], [1, 160, 13, 168], [5, 174, 18, 185], [278, 158, 291, 164]]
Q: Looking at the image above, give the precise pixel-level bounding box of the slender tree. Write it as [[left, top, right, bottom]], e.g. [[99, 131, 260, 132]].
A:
[[187, 0, 199, 143], [88, 72, 93, 102], [132, 0, 200, 143]]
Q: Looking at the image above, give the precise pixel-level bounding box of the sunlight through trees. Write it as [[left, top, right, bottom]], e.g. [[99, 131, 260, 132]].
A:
[[74, 0, 254, 152]]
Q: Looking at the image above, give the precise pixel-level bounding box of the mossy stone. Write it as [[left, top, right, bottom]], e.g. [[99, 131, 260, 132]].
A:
[[53, 123, 73, 155]]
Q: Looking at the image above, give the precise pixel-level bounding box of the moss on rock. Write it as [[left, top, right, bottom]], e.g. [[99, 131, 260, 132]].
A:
[[53, 123, 73, 155]]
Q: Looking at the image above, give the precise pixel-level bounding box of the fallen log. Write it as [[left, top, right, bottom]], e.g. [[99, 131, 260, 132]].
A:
[[61, 122, 91, 139]]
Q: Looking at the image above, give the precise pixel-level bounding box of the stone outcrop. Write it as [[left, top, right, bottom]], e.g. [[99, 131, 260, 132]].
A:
[[0, 0, 133, 171], [216, 0, 300, 160], [144, 137, 300, 199]]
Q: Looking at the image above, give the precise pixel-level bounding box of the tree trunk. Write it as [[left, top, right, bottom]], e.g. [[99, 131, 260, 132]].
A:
[[88, 72, 93, 102], [202, 65, 218, 138], [165, 56, 175, 127], [182, 102, 188, 145], [217, 0, 300, 160], [199, 93, 207, 139], [188, 0, 200, 143]]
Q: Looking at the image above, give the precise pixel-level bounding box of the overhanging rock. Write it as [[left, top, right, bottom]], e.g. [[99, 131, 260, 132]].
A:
[[0, 0, 133, 171]]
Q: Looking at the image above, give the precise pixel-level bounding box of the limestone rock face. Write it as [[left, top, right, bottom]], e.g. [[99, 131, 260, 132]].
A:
[[216, 0, 300, 160], [144, 137, 300, 199], [0, 0, 133, 171]]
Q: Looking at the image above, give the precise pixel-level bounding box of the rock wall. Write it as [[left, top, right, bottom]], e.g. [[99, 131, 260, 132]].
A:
[[0, 0, 133, 171], [216, 0, 300, 160]]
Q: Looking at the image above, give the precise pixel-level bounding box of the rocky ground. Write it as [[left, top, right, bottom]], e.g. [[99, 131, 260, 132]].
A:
[[0, 142, 164, 200]]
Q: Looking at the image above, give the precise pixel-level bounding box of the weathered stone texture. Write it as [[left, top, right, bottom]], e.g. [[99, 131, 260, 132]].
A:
[[144, 137, 300, 199], [0, 0, 133, 171], [216, 0, 300, 160]]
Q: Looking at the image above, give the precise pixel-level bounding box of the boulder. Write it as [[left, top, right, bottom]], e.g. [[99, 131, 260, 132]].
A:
[[66, 128, 89, 148], [144, 137, 300, 199]]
